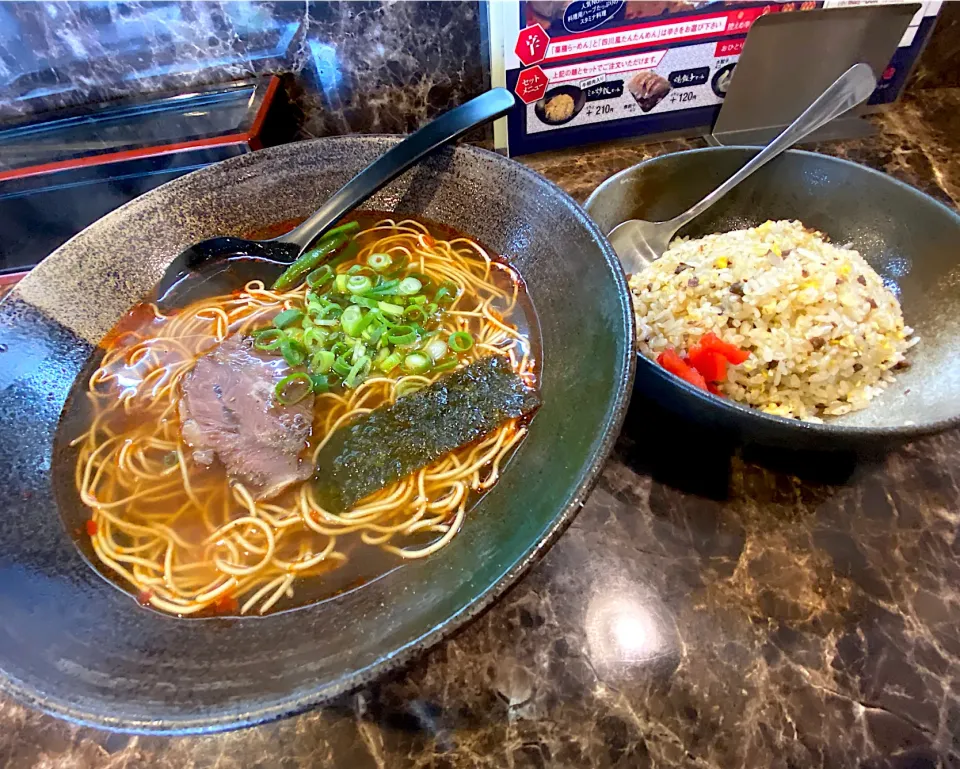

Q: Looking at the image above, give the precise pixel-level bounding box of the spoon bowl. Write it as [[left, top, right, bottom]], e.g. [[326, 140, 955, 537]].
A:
[[155, 88, 516, 310]]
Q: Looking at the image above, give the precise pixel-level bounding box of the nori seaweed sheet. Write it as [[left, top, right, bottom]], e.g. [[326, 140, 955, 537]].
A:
[[314, 355, 540, 513]]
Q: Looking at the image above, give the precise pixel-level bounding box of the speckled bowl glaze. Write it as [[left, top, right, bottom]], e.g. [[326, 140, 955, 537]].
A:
[[585, 147, 960, 449], [0, 137, 634, 733]]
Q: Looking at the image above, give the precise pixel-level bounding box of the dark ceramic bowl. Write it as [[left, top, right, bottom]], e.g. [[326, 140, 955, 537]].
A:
[[0, 137, 634, 733], [585, 147, 960, 449]]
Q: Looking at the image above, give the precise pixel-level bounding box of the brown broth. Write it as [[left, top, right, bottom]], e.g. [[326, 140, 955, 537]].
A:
[[54, 212, 542, 617]]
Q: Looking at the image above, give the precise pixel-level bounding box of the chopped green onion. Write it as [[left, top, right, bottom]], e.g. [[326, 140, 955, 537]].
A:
[[273, 308, 304, 330], [367, 279, 400, 296], [378, 351, 402, 373], [448, 331, 474, 352], [351, 339, 367, 363], [408, 295, 427, 305], [349, 296, 380, 310], [274, 372, 313, 405], [254, 328, 284, 351], [377, 300, 404, 317], [345, 355, 371, 388], [309, 373, 330, 393], [309, 349, 335, 374], [435, 281, 458, 305], [357, 311, 375, 336], [280, 337, 307, 366], [332, 353, 353, 378], [402, 352, 431, 374], [403, 305, 426, 323], [341, 305, 366, 337], [398, 277, 422, 296], [335, 274, 348, 293], [425, 338, 448, 362], [387, 325, 417, 345], [303, 327, 328, 350], [306, 265, 334, 288], [409, 272, 433, 289], [364, 325, 385, 345], [395, 378, 426, 398], [367, 253, 393, 271], [433, 358, 459, 372], [424, 302, 438, 315]]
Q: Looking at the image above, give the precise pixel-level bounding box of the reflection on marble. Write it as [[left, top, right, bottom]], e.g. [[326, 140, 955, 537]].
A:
[[1, 86, 959, 769], [0, 1, 486, 138], [584, 581, 681, 685], [0, 2, 304, 120], [293, 1, 485, 138]]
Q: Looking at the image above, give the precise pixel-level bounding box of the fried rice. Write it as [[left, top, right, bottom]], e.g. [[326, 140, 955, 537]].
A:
[[628, 219, 917, 421]]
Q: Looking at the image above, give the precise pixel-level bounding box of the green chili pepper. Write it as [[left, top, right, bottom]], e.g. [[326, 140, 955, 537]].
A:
[[272, 231, 352, 291]]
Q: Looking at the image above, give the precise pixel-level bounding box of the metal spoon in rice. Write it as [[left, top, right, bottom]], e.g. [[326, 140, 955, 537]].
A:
[[607, 63, 878, 273]]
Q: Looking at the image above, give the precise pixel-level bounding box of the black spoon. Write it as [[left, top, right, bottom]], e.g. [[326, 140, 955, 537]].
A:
[[155, 87, 516, 310]]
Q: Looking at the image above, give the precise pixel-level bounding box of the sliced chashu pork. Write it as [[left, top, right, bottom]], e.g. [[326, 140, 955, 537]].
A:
[[179, 335, 314, 500]]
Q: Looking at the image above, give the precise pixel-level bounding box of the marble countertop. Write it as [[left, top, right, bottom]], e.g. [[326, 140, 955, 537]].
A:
[[2, 87, 959, 769]]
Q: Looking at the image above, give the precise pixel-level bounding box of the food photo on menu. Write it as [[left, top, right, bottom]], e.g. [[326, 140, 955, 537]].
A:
[[492, 0, 919, 154]]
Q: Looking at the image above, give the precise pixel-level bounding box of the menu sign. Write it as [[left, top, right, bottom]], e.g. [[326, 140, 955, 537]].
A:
[[488, 1, 942, 156]]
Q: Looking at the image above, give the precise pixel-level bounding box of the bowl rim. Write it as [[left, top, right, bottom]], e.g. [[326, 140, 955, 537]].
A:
[[585, 145, 960, 441], [0, 135, 637, 734]]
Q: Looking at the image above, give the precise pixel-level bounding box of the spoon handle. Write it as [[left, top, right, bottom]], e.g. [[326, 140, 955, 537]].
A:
[[279, 88, 516, 253], [669, 63, 877, 231]]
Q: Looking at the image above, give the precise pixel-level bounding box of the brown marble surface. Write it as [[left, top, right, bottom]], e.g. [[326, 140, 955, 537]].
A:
[[3, 87, 960, 769]]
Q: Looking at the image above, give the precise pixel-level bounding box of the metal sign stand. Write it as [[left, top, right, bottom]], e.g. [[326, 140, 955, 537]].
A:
[[707, 4, 920, 147]]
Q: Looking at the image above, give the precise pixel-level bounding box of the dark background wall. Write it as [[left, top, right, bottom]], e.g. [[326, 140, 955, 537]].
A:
[[908, 0, 960, 90], [0, 1, 487, 138], [0, 0, 955, 142]]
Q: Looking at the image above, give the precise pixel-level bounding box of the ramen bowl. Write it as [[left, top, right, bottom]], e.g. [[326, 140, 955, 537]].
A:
[[0, 137, 634, 732], [585, 147, 960, 450]]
